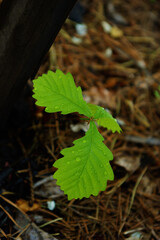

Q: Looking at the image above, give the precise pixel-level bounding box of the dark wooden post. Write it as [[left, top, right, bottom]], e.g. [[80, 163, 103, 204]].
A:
[[0, 0, 77, 128]]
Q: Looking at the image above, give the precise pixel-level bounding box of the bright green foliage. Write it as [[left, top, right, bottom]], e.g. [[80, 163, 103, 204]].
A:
[[33, 70, 121, 200], [53, 121, 114, 200], [33, 70, 91, 117], [154, 85, 160, 99], [87, 103, 122, 133]]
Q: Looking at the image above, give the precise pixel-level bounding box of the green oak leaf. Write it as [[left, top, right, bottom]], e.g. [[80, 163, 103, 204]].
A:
[[87, 103, 122, 133], [53, 121, 114, 200], [33, 70, 91, 117]]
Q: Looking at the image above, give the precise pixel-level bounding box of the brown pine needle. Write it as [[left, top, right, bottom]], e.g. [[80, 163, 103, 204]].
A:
[[0, 204, 22, 229]]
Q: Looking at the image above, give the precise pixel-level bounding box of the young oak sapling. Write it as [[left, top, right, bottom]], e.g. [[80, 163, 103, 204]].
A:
[[33, 70, 121, 200]]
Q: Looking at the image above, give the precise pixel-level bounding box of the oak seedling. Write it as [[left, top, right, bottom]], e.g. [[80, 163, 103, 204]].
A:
[[33, 70, 121, 200]]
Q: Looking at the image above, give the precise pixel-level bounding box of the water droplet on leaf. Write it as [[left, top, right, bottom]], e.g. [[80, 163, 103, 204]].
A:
[[97, 178, 100, 183], [76, 157, 81, 162], [83, 140, 87, 143]]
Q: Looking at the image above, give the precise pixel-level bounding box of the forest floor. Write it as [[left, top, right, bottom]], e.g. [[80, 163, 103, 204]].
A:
[[0, 0, 160, 239]]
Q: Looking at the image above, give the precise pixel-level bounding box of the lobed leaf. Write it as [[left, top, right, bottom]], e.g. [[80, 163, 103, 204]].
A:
[[53, 121, 114, 200], [33, 70, 91, 117], [87, 103, 122, 133]]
